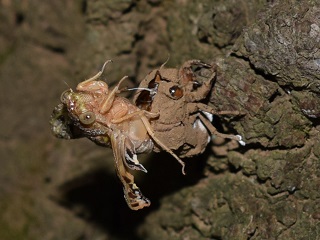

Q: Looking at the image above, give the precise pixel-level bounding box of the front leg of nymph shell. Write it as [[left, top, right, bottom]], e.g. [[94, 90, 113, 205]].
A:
[[179, 60, 212, 84], [179, 114, 210, 158], [184, 68, 216, 102], [187, 102, 242, 116], [187, 103, 245, 146]]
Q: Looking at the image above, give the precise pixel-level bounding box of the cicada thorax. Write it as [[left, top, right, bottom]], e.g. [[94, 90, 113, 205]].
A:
[[134, 60, 216, 111]]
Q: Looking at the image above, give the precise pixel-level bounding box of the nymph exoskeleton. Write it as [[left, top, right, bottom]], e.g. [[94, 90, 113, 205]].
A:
[[133, 60, 245, 158], [52, 60, 186, 210]]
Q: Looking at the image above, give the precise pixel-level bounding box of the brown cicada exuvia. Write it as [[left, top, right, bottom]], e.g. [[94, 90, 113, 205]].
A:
[[50, 60, 185, 210], [133, 59, 245, 158]]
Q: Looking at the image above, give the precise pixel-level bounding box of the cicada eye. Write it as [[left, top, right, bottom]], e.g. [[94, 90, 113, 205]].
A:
[[169, 85, 183, 99], [79, 111, 96, 125], [60, 89, 72, 103]]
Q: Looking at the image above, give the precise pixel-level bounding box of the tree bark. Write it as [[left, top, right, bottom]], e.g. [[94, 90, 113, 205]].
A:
[[1, 0, 319, 239]]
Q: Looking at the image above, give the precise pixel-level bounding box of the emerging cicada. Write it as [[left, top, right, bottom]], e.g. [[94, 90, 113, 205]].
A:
[[133, 59, 245, 158], [50, 60, 185, 210]]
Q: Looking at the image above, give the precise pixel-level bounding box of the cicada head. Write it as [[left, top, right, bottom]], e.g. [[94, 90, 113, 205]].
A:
[[60, 89, 107, 139]]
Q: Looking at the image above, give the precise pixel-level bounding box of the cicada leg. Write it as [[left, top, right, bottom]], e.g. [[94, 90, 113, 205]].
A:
[[187, 103, 245, 145], [81, 60, 112, 84], [111, 110, 186, 175], [197, 114, 245, 146], [140, 114, 186, 175], [190, 102, 243, 116], [100, 76, 129, 114]]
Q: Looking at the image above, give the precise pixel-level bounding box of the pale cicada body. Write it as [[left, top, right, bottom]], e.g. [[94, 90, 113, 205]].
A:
[[51, 61, 185, 210]]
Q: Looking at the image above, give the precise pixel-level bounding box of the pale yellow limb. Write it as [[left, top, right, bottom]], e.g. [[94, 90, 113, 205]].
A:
[[112, 108, 186, 174], [100, 76, 129, 114], [81, 60, 112, 84], [140, 115, 186, 175]]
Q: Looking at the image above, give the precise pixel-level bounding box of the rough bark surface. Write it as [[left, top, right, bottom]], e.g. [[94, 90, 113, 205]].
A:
[[1, 0, 319, 240]]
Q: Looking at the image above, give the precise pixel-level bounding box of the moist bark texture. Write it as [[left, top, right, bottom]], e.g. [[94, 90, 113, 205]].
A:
[[1, 0, 319, 239]]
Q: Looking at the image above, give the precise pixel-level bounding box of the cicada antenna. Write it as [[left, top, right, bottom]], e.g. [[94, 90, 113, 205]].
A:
[[62, 80, 73, 91], [159, 54, 170, 70]]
